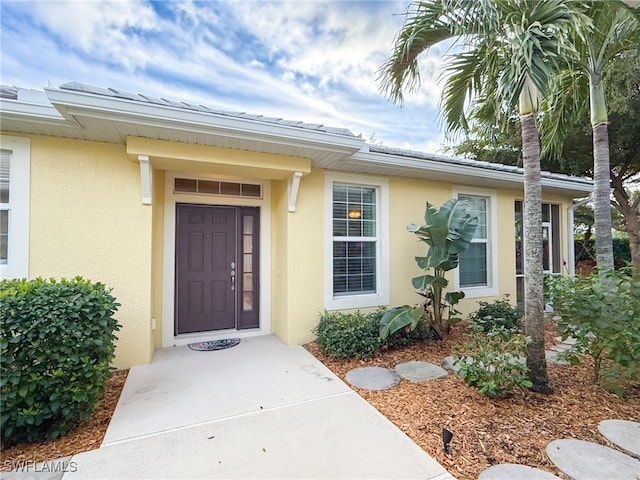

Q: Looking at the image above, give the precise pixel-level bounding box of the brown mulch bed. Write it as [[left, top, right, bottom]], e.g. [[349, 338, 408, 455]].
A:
[[2, 327, 638, 479], [0, 369, 128, 470], [305, 323, 640, 480]]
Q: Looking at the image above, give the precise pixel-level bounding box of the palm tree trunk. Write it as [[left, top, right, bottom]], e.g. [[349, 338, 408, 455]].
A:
[[521, 112, 552, 394], [592, 122, 615, 274], [590, 72, 615, 276]]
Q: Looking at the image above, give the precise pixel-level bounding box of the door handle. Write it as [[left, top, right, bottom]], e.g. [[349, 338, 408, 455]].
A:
[[230, 262, 236, 291]]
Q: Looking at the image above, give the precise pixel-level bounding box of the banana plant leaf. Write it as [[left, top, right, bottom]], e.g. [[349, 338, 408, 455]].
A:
[[408, 199, 478, 272], [379, 306, 423, 341]]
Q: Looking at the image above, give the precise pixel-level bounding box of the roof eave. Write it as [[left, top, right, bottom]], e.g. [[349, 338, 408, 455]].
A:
[[347, 150, 593, 197], [0, 97, 76, 129], [44, 87, 364, 155]]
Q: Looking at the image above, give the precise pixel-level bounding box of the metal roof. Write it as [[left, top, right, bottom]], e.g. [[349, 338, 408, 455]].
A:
[[0, 82, 593, 196], [58, 81, 356, 138], [367, 144, 592, 187]]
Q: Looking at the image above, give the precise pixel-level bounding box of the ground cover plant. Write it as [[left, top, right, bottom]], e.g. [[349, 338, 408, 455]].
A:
[[468, 296, 522, 332], [0, 277, 121, 446], [546, 269, 640, 396], [454, 325, 532, 399], [306, 322, 640, 480]]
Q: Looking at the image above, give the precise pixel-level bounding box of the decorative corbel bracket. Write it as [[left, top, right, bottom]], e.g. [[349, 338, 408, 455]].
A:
[[288, 171, 303, 212], [138, 155, 152, 205]]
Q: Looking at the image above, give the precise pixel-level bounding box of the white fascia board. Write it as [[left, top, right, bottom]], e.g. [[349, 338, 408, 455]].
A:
[[349, 150, 592, 197], [44, 87, 364, 154], [0, 98, 77, 128]]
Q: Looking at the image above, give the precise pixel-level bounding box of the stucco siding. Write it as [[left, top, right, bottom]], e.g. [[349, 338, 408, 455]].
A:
[[388, 177, 454, 309], [271, 178, 289, 343], [16, 134, 581, 364], [151, 168, 165, 348], [284, 170, 325, 344], [28, 135, 153, 368]]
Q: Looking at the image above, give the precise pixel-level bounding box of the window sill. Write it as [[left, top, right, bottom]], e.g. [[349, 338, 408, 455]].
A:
[[460, 286, 498, 299], [325, 292, 389, 311]]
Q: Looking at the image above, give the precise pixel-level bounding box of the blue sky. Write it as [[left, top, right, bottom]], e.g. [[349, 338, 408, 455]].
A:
[[0, 1, 450, 151]]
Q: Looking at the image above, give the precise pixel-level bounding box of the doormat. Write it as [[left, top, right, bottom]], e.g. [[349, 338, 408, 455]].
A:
[[188, 338, 241, 351]]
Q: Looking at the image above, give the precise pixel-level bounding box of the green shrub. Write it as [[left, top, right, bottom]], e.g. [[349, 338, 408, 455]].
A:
[[546, 270, 640, 397], [315, 308, 432, 358], [453, 325, 532, 399], [315, 310, 381, 358], [468, 296, 522, 332], [0, 277, 121, 445]]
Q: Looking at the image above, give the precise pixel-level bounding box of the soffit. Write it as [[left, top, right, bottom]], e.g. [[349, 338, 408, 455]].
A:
[[316, 147, 593, 197]]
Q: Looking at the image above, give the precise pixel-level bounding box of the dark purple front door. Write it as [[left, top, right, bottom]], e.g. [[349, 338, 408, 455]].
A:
[[175, 204, 259, 334]]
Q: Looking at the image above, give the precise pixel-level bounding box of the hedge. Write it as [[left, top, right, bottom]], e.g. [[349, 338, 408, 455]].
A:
[[0, 277, 121, 445]]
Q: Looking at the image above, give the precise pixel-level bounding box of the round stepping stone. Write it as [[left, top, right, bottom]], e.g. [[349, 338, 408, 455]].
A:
[[395, 361, 448, 382], [478, 464, 562, 480], [345, 366, 400, 390], [598, 419, 640, 459], [442, 355, 469, 373], [545, 350, 570, 365], [546, 439, 640, 480]]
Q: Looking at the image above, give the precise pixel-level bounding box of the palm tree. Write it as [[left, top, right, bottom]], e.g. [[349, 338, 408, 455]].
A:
[[379, 0, 583, 393], [541, 1, 640, 276]]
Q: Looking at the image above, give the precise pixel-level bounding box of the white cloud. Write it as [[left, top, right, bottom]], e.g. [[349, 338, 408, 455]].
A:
[[0, 0, 450, 151], [26, 1, 161, 71]]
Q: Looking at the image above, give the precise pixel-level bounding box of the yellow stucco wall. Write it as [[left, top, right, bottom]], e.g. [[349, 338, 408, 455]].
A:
[[27, 135, 153, 368], [151, 168, 165, 348], [284, 172, 579, 342], [270, 178, 289, 343], [17, 132, 580, 363], [270, 171, 326, 344]]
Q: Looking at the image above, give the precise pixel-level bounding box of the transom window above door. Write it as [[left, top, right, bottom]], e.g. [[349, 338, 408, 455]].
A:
[[174, 178, 262, 198]]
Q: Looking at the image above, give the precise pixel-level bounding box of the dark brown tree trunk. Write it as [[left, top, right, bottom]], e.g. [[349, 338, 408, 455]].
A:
[[521, 112, 552, 394], [612, 173, 640, 283]]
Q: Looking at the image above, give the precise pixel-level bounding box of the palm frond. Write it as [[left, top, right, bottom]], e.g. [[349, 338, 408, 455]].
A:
[[539, 68, 590, 160]]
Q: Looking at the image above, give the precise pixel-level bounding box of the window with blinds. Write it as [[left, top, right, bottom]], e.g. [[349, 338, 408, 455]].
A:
[[332, 183, 378, 296], [0, 150, 10, 264], [458, 194, 489, 288]]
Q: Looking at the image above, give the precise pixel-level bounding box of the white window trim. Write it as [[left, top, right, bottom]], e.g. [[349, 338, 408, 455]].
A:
[[0, 135, 30, 280], [324, 172, 390, 310], [453, 187, 498, 298]]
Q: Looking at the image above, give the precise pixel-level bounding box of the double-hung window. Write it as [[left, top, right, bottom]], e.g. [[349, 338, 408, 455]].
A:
[[454, 189, 498, 297], [325, 173, 389, 309], [0, 135, 30, 279]]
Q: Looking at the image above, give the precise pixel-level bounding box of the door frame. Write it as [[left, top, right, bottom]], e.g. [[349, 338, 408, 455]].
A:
[[162, 171, 271, 347]]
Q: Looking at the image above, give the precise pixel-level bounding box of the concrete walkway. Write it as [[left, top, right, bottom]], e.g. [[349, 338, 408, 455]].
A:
[[5, 335, 455, 479]]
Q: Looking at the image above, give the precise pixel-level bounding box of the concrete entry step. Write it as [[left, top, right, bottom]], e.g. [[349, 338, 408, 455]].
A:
[[395, 361, 448, 382], [478, 464, 562, 480], [598, 419, 640, 459], [546, 439, 640, 480], [345, 366, 400, 390]]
